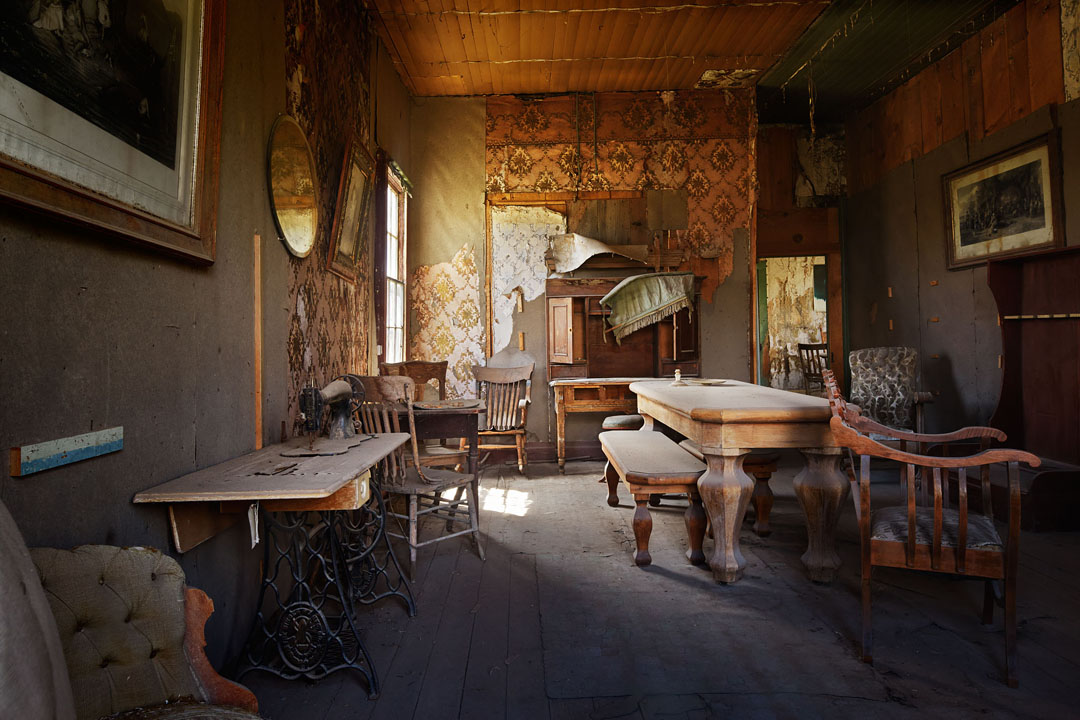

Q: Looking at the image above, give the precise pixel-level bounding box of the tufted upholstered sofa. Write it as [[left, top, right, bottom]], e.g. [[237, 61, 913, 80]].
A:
[[0, 499, 261, 720]]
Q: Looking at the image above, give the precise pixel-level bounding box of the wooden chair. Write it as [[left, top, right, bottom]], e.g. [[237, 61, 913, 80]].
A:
[[379, 360, 447, 402], [354, 375, 483, 582], [797, 342, 829, 394], [823, 370, 1040, 687], [472, 363, 533, 473]]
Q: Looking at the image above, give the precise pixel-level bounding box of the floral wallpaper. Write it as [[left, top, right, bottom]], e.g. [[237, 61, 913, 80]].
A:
[[410, 244, 485, 398], [283, 0, 373, 433], [490, 205, 566, 354], [485, 90, 757, 285]]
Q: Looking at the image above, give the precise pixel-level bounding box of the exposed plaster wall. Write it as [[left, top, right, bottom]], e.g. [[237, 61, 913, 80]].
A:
[[795, 132, 846, 206], [490, 205, 566, 354]]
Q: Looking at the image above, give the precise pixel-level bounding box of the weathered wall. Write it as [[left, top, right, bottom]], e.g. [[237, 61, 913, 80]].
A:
[[283, 0, 376, 430], [408, 97, 487, 397], [764, 256, 827, 390], [0, 0, 290, 663], [845, 99, 1080, 430]]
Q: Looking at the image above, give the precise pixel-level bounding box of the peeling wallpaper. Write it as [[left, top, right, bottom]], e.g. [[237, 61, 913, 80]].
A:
[[490, 205, 567, 354], [283, 0, 373, 433], [1065, 0, 1080, 101], [765, 256, 826, 391], [485, 91, 757, 285], [411, 244, 485, 398]]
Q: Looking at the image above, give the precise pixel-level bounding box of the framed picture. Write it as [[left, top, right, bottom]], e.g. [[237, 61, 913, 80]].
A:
[[327, 136, 375, 282], [0, 0, 226, 263], [943, 134, 1063, 269]]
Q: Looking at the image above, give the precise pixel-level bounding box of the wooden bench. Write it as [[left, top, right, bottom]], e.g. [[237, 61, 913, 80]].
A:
[[599, 430, 706, 567]]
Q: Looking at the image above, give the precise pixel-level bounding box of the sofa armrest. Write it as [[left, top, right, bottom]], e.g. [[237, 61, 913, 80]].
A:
[[184, 587, 259, 714]]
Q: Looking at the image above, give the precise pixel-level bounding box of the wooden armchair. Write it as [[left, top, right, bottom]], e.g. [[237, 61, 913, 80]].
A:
[[472, 363, 533, 473], [796, 342, 828, 394], [823, 371, 1040, 687]]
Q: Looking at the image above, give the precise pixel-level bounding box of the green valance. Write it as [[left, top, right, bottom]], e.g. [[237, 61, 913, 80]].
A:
[[599, 272, 695, 344]]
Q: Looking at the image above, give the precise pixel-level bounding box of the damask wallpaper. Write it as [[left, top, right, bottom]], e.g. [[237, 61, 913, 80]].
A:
[[410, 244, 485, 399], [283, 0, 374, 433], [485, 90, 757, 285]]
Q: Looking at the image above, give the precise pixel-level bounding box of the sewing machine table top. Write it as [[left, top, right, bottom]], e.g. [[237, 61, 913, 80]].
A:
[[133, 433, 409, 503]]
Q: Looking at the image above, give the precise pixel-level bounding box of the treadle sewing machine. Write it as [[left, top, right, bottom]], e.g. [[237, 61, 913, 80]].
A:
[[133, 376, 415, 698]]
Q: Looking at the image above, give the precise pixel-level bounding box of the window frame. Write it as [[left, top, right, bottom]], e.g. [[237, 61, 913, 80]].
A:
[[375, 152, 408, 365]]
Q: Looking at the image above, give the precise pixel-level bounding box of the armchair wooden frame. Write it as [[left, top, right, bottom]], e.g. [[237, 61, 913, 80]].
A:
[[823, 370, 1040, 687]]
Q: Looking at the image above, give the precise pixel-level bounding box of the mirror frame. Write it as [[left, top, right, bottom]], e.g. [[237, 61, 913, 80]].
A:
[[266, 114, 319, 258]]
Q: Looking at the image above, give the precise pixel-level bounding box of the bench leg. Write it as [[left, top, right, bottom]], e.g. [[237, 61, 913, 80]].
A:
[[604, 462, 620, 507], [685, 493, 707, 566], [632, 494, 653, 566]]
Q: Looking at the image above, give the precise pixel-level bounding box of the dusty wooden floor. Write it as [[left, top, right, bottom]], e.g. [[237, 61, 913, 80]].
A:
[[244, 454, 1080, 719]]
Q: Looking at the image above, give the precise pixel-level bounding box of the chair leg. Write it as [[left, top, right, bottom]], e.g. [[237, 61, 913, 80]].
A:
[[445, 486, 465, 532], [685, 493, 707, 566], [516, 434, 526, 473], [604, 462, 620, 507], [1005, 573, 1018, 687], [982, 579, 995, 626], [467, 479, 485, 561], [861, 565, 873, 664], [632, 494, 653, 567], [408, 494, 418, 584]]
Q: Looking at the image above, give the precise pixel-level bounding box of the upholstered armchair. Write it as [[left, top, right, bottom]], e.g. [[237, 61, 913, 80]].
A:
[[1, 498, 260, 720], [848, 346, 933, 433]]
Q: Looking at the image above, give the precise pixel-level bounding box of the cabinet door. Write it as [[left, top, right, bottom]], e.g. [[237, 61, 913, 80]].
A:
[[673, 306, 698, 359], [548, 297, 573, 364]]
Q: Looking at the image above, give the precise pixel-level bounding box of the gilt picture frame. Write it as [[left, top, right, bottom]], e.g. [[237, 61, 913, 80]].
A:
[[327, 136, 375, 283], [943, 134, 1063, 270], [0, 0, 226, 263]]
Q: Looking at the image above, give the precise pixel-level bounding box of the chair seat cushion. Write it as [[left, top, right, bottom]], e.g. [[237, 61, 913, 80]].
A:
[[602, 414, 644, 431], [871, 506, 1002, 549], [104, 700, 261, 719]]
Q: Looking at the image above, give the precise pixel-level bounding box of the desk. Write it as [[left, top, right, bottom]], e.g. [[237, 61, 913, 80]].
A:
[[630, 380, 848, 584], [133, 433, 411, 697], [549, 377, 651, 472]]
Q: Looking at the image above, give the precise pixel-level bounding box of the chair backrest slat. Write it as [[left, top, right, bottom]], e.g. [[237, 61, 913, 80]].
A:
[[931, 467, 943, 570], [957, 466, 968, 572], [906, 463, 917, 567], [474, 364, 533, 432], [980, 437, 994, 518]]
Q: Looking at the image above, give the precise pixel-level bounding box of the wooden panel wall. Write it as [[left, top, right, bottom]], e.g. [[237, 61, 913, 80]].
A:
[[847, 0, 1065, 194]]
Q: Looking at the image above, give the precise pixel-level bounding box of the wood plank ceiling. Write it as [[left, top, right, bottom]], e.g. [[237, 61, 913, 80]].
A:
[[368, 1, 831, 97]]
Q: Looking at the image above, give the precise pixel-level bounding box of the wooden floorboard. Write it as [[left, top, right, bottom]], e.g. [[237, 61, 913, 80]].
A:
[[245, 458, 1080, 720]]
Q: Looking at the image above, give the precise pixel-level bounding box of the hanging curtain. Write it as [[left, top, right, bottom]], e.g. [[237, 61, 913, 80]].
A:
[[599, 272, 695, 344]]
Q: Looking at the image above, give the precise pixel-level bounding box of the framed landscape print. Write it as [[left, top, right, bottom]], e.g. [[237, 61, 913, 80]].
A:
[[0, 0, 225, 263], [943, 135, 1063, 269], [327, 136, 374, 282]]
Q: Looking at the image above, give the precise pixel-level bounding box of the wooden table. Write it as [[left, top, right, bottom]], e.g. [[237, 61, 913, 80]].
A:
[[630, 380, 848, 583], [549, 377, 652, 472], [133, 433, 412, 697]]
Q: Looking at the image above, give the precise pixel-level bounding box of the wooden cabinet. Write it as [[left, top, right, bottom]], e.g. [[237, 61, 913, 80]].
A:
[[546, 277, 700, 380]]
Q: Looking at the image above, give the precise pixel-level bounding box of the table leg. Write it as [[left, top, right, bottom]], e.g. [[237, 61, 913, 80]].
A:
[[697, 449, 754, 583], [555, 387, 567, 474], [793, 448, 849, 583]]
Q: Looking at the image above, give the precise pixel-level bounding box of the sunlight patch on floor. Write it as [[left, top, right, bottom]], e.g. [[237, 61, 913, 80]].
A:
[[480, 486, 532, 516]]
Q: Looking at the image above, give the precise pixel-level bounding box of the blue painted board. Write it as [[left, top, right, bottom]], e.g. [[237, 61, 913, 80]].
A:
[[9, 427, 123, 477]]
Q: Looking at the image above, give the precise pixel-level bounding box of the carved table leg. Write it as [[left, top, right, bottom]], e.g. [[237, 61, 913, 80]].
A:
[[632, 494, 653, 566], [697, 449, 754, 583], [555, 387, 567, 474], [794, 448, 849, 583], [685, 492, 707, 566], [604, 462, 620, 507]]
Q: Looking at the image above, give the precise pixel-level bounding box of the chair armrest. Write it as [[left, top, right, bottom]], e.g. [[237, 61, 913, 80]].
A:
[[845, 410, 1005, 445], [184, 587, 259, 713], [914, 391, 935, 405]]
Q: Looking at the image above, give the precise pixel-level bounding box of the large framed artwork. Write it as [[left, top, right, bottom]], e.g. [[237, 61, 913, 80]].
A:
[[0, 0, 226, 263], [943, 135, 1063, 270], [327, 136, 374, 282]]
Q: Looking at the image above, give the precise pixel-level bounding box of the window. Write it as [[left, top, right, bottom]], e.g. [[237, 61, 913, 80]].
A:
[[384, 171, 406, 363]]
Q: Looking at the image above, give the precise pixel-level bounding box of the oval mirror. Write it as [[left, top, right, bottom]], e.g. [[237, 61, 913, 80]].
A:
[[267, 115, 318, 257]]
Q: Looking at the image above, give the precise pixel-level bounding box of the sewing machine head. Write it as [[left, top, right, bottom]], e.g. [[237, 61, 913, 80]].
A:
[[299, 376, 365, 440]]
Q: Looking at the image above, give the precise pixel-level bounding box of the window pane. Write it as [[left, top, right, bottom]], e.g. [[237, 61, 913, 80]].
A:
[[387, 235, 398, 280], [387, 190, 398, 238]]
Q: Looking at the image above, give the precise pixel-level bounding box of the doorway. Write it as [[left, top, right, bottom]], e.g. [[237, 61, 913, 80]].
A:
[[756, 255, 837, 392]]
